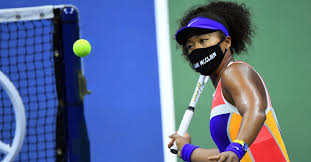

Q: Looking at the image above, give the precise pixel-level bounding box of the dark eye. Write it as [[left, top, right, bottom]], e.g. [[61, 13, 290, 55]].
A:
[[186, 45, 193, 50], [200, 39, 208, 43]]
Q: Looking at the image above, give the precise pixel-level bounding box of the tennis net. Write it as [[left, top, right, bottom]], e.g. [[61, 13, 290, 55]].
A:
[[0, 5, 90, 162]]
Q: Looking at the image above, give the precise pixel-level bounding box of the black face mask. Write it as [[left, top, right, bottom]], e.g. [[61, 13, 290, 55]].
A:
[[187, 40, 227, 76]]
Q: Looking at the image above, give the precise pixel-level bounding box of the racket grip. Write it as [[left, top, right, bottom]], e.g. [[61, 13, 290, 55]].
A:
[[170, 107, 194, 154]]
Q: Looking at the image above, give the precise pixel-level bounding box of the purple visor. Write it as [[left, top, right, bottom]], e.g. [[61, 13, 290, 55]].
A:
[[175, 17, 229, 45]]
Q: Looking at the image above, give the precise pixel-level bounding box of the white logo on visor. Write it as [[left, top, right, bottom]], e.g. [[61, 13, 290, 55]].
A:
[[187, 18, 199, 27]]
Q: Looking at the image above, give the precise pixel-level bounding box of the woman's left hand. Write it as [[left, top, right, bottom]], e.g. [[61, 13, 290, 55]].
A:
[[208, 151, 239, 162], [168, 132, 191, 156]]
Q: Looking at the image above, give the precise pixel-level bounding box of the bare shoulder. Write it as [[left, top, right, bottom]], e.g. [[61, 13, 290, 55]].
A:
[[222, 62, 256, 83], [221, 62, 267, 113], [221, 62, 265, 95]]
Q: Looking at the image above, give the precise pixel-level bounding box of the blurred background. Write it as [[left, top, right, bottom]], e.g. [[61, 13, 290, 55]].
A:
[[0, 0, 310, 161]]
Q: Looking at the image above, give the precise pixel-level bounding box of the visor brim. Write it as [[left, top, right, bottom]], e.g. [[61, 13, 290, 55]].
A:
[[175, 27, 217, 45]]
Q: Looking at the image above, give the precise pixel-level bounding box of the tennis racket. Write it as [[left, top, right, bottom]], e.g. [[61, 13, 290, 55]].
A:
[[169, 75, 210, 154]]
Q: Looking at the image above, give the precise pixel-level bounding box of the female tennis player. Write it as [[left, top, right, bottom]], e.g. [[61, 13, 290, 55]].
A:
[[168, 1, 289, 162]]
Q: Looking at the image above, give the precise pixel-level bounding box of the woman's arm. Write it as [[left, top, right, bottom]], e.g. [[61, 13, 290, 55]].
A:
[[191, 148, 219, 162], [221, 63, 267, 146], [169, 133, 219, 162]]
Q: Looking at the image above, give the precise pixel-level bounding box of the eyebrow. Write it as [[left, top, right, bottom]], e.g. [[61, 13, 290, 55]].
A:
[[186, 40, 194, 44], [200, 34, 211, 38]]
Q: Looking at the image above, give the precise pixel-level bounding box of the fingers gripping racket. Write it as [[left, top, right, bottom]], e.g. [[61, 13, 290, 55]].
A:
[[169, 75, 210, 154]]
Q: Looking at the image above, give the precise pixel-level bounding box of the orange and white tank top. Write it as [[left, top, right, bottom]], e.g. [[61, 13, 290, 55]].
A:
[[209, 61, 290, 162]]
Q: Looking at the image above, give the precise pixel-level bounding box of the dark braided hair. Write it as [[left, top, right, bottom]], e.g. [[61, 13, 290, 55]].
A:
[[177, 1, 255, 57]]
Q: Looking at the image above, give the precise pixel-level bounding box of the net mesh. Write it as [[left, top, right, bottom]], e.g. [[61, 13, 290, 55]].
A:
[[0, 19, 58, 161]]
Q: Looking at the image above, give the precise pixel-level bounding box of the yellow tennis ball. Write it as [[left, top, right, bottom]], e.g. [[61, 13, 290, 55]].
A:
[[73, 39, 91, 57]]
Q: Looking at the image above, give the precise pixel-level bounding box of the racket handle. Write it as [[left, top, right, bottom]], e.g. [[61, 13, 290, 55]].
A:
[[170, 143, 178, 154], [170, 107, 194, 154]]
